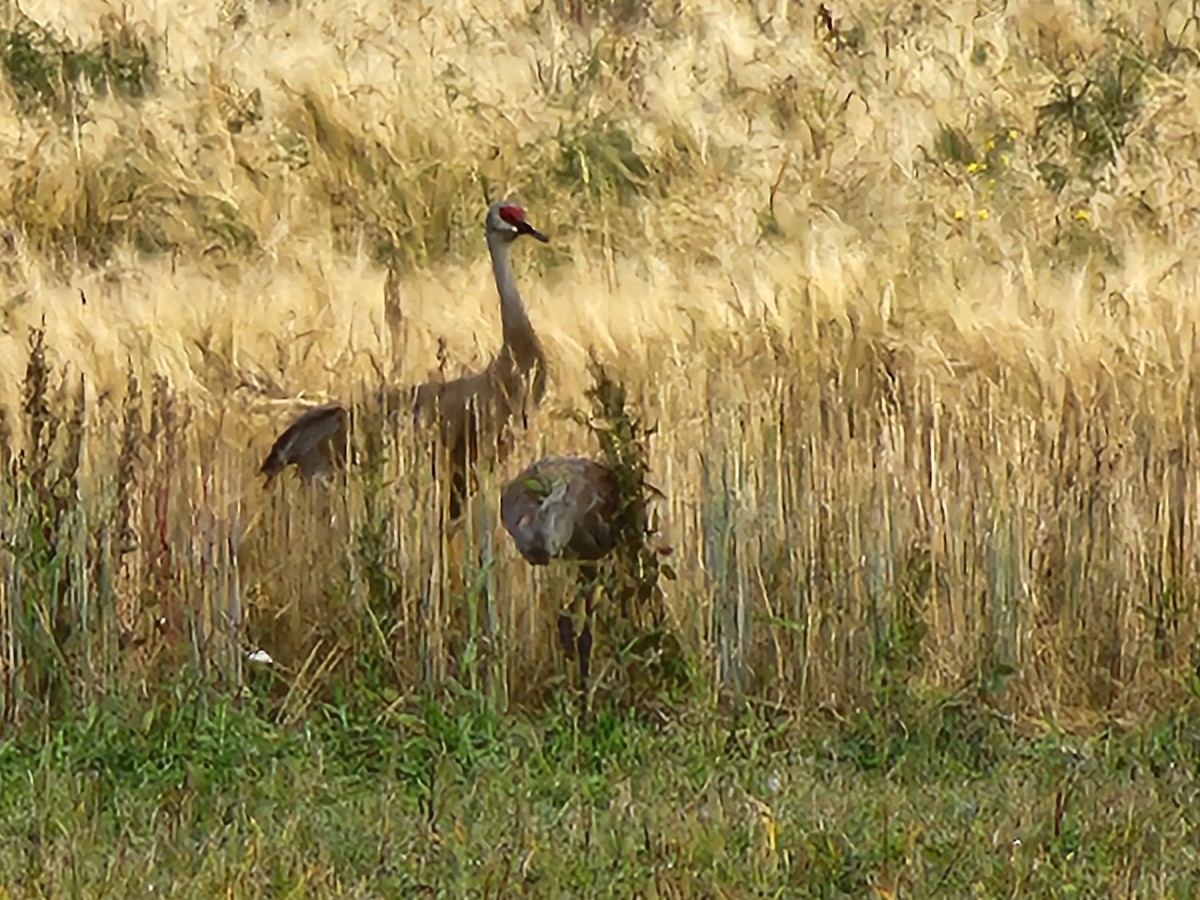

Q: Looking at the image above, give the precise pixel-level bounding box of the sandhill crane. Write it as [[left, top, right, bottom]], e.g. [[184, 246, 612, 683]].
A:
[[500, 454, 625, 718], [260, 200, 551, 518], [501, 455, 621, 566]]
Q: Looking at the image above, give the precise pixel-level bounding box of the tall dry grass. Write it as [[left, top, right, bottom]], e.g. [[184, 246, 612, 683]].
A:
[[0, 0, 1199, 725]]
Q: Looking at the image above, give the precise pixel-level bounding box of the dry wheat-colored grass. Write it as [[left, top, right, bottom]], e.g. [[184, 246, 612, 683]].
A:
[[0, 0, 1199, 726]]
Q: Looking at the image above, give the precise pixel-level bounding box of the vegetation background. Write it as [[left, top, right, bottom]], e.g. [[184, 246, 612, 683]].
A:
[[0, 0, 1199, 894]]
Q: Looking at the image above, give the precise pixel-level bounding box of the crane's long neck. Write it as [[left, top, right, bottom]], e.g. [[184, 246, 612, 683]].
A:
[[488, 232, 543, 372]]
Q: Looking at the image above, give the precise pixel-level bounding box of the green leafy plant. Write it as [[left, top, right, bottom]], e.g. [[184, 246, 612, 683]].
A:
[[1035, 53, 1146, 192], [0, 13, 154, 113], [571, 357, 689, 716], [557, 118, 654, 205]]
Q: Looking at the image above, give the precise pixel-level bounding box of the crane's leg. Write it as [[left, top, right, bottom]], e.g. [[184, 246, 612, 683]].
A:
[[448, 466, 468, 522], [577, 603, 592, 723], [575, 565, 602, 725], [556, 595, 585, 721]]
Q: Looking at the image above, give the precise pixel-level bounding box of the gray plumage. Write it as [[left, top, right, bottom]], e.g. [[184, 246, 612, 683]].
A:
[[500, 455, 622, 565]]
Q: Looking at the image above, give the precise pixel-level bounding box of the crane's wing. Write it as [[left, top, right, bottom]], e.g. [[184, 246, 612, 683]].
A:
[[260, 403, 349, 484], [500, 455, 621, 565]]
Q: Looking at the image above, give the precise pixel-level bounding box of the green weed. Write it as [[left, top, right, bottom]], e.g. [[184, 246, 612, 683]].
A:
[[1035, 53, 1147, 192], [0, 12, 153, 113]]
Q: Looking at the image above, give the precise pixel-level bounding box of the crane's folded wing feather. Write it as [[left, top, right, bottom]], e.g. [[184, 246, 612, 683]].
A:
[[260, 403, 349, 481]]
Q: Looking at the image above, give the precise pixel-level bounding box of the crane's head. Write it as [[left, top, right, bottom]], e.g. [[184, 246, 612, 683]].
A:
[[486, 200, 549, 245]]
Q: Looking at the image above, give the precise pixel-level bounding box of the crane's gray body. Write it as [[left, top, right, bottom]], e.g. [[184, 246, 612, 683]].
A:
[[500, 455, 621, 565]]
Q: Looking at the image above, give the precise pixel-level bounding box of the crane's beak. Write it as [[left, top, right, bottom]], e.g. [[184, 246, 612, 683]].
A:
[[518, 221, 550, 243]]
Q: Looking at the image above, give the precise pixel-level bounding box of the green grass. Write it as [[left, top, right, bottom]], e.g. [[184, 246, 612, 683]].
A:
[[1, 683, 1198, 896]]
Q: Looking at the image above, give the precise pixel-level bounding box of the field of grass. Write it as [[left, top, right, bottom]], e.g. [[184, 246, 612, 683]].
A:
[[2, 0, 1200, 893], [3, 689, 1200, 896]]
